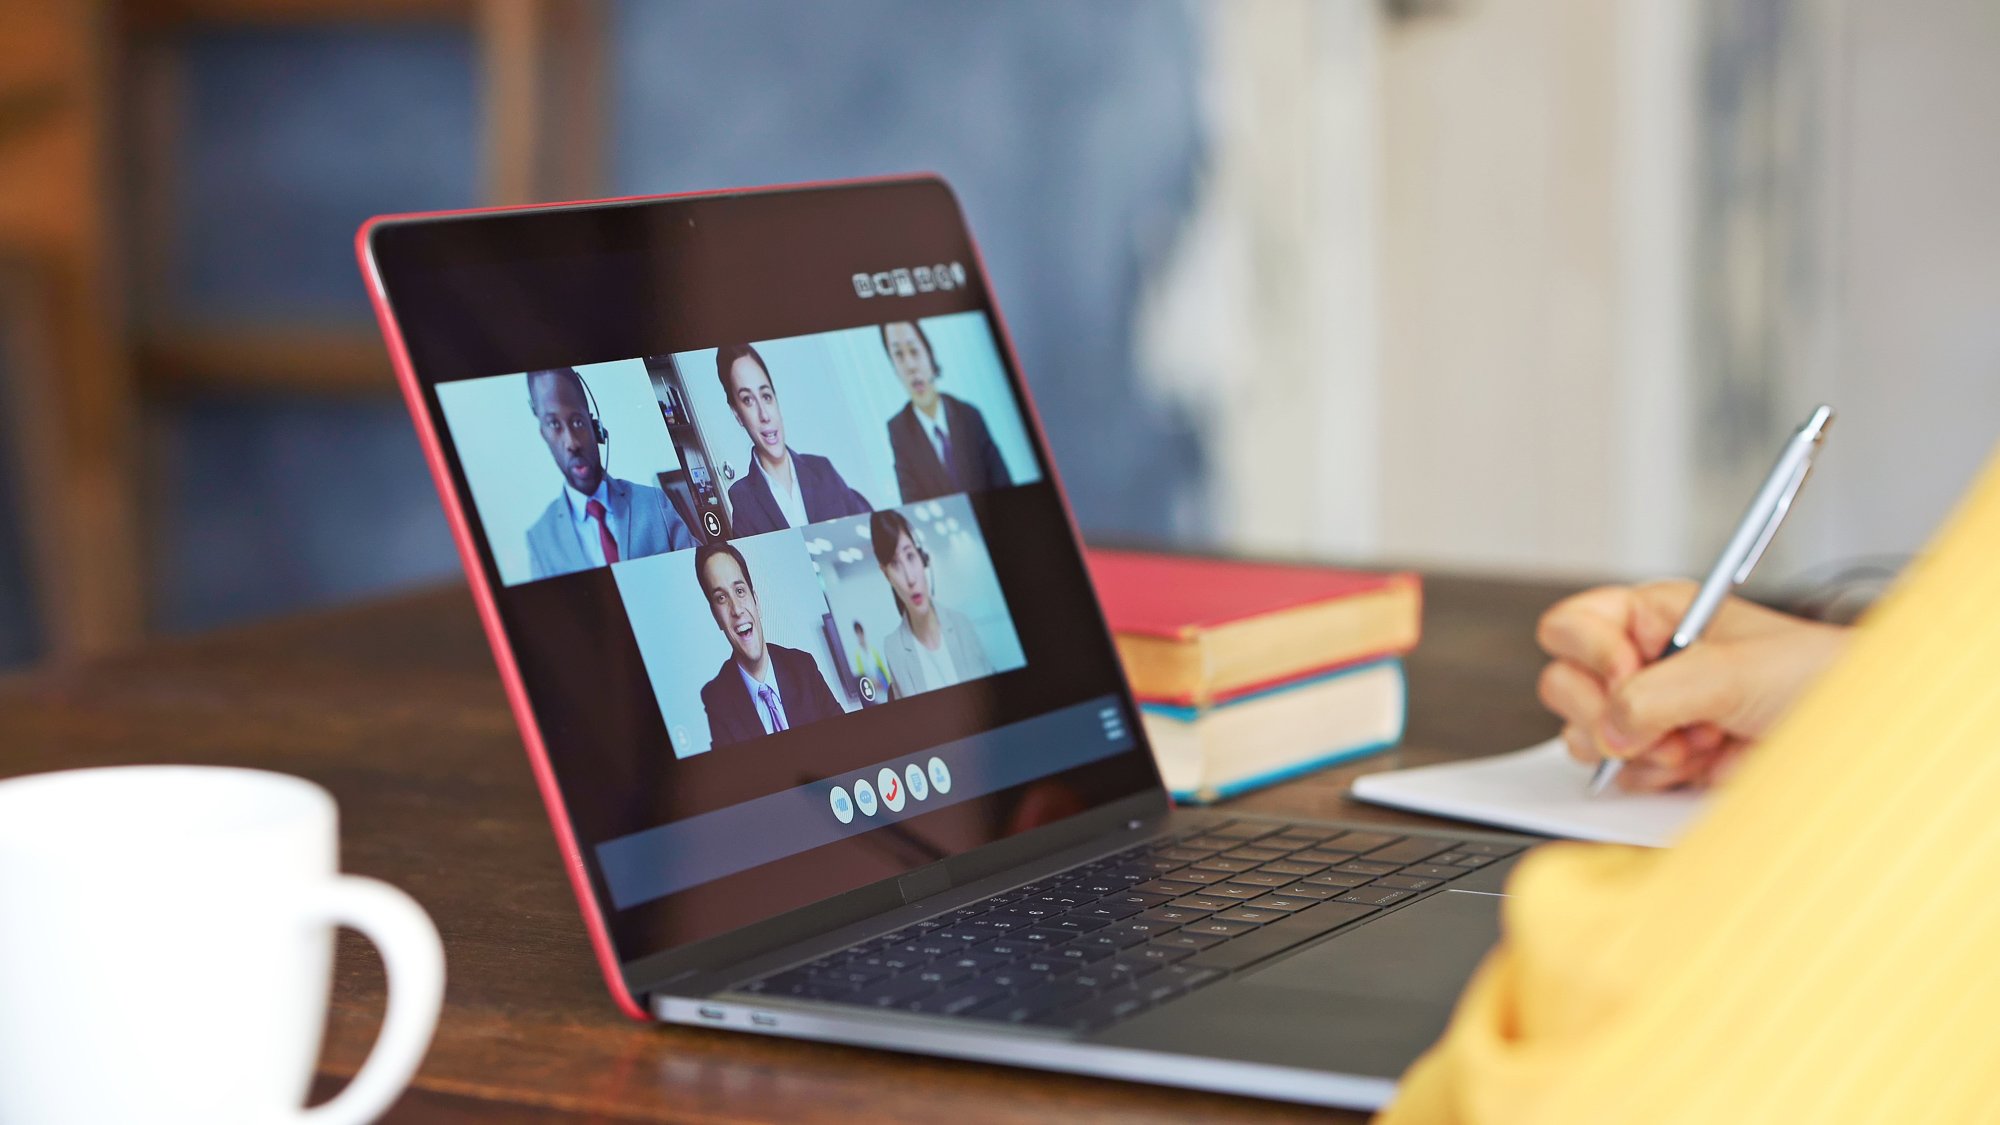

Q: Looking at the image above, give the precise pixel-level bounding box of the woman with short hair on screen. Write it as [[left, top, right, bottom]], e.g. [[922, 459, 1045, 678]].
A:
[[870, 509, 992, 696]]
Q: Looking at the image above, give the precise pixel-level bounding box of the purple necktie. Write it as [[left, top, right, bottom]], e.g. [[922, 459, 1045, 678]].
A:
[[932, 425, 959, 487], [757, 684, 787, 732]]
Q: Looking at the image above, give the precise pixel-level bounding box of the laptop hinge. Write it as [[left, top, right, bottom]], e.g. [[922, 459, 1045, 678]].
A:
[[897, 862, 952, 905]]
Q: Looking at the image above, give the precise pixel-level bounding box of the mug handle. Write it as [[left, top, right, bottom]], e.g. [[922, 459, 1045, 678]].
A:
[[294, 876, 446, 1125]]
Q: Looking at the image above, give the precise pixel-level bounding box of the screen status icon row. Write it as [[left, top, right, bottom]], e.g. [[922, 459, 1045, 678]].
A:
[[828, 756, 952, 825]]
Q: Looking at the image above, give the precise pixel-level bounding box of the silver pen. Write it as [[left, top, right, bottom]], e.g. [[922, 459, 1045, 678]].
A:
[[1588, 404, 1836, 796]]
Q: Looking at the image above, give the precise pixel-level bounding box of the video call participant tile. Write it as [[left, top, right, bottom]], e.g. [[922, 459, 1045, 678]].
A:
[[614, 529, 856, 758], [436, 360, 696, 587], [812, 494, 1027, 705]]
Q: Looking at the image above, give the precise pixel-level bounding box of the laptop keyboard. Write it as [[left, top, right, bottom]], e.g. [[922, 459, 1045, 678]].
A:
[[736, 819, 1521, 1033]]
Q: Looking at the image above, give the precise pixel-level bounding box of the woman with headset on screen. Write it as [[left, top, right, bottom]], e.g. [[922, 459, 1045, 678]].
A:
[[870, 509, 992, 696]]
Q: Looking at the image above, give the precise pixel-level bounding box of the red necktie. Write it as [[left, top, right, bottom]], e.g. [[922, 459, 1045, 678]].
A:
[[585, 498, 619, 563]]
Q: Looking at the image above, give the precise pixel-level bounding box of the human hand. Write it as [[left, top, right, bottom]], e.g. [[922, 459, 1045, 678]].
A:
[[1534, 580, 1850, 792]]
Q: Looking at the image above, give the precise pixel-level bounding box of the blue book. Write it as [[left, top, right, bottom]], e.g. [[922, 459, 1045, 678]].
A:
[[1141, 659, 1406, 804]]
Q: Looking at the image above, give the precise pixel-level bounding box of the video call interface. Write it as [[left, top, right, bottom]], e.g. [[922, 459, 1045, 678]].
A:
[[439, 311, 1039, 756], [426, 279, 1158, 955]]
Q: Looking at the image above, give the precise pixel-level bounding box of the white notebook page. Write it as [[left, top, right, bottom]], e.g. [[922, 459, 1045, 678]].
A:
[[1349, 739, 1706, 848]]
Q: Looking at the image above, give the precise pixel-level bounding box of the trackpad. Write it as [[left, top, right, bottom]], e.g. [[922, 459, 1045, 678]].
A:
[[1242, 889, 1503, 1006]]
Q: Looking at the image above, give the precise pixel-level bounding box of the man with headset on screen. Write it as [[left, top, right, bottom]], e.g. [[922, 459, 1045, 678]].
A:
[[523, 367, 695, 580], [694, 541, 845, 748]]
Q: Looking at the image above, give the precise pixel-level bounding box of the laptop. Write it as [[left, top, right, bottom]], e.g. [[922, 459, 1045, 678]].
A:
[[357, 175, 1529, 1111]]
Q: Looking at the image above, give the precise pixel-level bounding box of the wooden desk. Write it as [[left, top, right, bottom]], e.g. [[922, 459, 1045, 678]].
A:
[[0, 573, 1577, 1122]]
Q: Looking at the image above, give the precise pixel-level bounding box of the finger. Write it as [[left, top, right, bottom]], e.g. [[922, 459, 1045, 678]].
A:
[[1599, 644, 1754, 753], [1537, 588, 1647, 683], [1537, 660, 1608, 728], [1561, 722, 1601, 765], [1628, 580, 1701, 657], [1617, 757, 1689, 794]]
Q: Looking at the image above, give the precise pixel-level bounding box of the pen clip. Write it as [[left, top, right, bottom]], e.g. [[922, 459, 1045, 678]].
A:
[[1734, 456, 1813, 584]]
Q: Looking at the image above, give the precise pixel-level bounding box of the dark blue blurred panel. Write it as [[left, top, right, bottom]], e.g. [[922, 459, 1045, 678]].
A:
[[0, 323, 40, 665], [613, 0, 1208, 541], [178, 27, 480, 321], [154, 396, 458, 631]]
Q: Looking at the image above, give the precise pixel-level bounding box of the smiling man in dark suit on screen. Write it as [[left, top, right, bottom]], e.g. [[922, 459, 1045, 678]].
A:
[[694, 542, 844, 748], [880, 320, 1010, 502]]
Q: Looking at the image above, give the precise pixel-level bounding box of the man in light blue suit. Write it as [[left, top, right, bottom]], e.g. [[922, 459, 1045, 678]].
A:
[[523, 367, 695, 580]]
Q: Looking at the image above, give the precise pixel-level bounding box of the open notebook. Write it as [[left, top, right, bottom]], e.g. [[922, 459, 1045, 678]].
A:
[[1349, 739, 1706, 848]]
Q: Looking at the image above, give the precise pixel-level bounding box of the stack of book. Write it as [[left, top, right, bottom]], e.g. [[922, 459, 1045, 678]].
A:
[[1085, 549, 1423, 804]]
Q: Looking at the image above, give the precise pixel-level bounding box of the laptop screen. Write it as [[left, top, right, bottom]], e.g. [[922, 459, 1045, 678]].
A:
[[366, 179, 1163, 962]]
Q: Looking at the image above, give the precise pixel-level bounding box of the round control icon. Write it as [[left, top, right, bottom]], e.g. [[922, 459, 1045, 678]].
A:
[[858, 676, 877, 703], [877, 767, 906, 812], [829, 786, 854, 825], [927, 756, 952, 795], [853, 778, 878, 817], [904, 763, 929, 803], [701, 509, 723, 538]]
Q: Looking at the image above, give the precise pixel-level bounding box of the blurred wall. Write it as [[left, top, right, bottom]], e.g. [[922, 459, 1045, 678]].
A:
[[1800, 0, 2000, 570]]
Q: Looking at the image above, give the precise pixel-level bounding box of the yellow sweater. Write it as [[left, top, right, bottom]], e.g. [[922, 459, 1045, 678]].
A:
[[1382, 449, 2000, 1124]]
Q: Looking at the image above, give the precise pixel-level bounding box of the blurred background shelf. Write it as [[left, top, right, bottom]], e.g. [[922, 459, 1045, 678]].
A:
[[0, 0, 603, 660]]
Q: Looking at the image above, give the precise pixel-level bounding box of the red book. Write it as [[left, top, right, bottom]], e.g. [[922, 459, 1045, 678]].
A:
[[1085, 549, 1423, 707]]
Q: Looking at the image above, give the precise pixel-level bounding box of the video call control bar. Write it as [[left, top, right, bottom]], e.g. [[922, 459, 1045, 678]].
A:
[[595, 696, 1137, 910]]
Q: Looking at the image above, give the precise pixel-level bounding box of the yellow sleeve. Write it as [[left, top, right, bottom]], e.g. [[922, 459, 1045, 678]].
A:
[[1381, 446, 2000, 1124]]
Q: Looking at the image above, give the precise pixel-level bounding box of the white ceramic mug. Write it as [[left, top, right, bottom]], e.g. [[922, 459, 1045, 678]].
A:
[[0, 766, 446, 1125]]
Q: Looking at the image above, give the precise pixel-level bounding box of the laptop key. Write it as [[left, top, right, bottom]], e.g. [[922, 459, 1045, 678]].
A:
[[986, 967, 1054, 992], [1266, 883, 1343, 901], [908, 981, 1014, 1016], [1101, 891, 1173, 911], [1226, 871, 1297, 888], [1142, 964, 1223, 1001], [1009, 927, 1070, 945], [1159, 867, 1227, 885], [1430, 852, 1497, 868], [1169, 893, 1238, 911], [974, 980, 1100, 1023], [1152, 846, 1214, 862], [1140, 904, 1213, 924], [1200, 883, 1271, 901], [1133, 879, 1207, 898], [1182, 918, 1261, 938], [1046, 942, 1117, 965], [1048, 915, 1109, 934], [1190, 856, 1261, 873], [1456, 841, 1521, 857], [850, 976, 938, 1008], [1362, 838, 1459, 865], [1178, 836, 1245, 851], [1222, 846, 1289, 862], [1302, 871, 1372, 888], [1323, 831, 1400, 851], [1331, 860, 1401, 877], [1371, 875, 1441, 891], [1069, 900, 1144, 922], [1397, 863, 1464, 880], [1117, 943, 1194, 968], [1071, 927, 1152, 953], [1258, 860, 1326, 877], [1216, 906, 1290, 925], [1247, 894, 1320, 912], [1337, 887, 1413, 907], [1289, 848, 1361, 864], [1150, 931, 1226, 951], [1185, 901, 1382, 971]]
